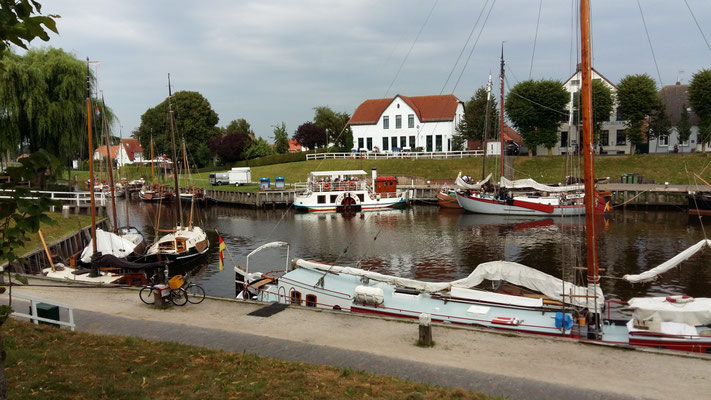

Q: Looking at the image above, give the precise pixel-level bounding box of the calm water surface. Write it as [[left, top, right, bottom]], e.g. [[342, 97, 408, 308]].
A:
[[111, 198, 711, 317]]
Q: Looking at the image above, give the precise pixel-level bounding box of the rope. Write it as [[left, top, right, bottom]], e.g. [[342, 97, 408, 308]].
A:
[[450, 0, 497, 93], [636, 0, 663, 87], [683, 0, 711, 54], [610, 189, 652, 208], [528, 0, 543, 79]]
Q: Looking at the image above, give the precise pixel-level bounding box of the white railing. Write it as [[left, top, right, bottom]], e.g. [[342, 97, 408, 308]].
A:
[[306, 150, 484, 161], [0, 190, 106, 206], [11, 293, 76, 331]]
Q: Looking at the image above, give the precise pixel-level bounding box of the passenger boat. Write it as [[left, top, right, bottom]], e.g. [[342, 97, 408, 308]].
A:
[[293, 169, 408, 212]]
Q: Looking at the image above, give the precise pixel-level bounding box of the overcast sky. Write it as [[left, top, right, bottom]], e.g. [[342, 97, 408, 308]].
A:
[[35, 0, 711, 141]]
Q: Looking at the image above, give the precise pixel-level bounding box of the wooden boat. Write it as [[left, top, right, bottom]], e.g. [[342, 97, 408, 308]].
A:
[[437, 186, 460, 208]]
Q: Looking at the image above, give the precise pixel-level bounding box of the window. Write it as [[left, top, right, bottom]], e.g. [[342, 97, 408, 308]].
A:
[[435, 135, 442, 151], [366, 137, 372, 150], [426, 135, 433, 151], [396, 115, 402, 129], [616, 108, 624, 122], [357, 194, 365, 202], [616, 130, 626, 146], [306, 294, 317, 307], [560, 131, 569, 147], [600, 130, 609, 146], [409, 136, 416, 149], [659, 135, 669, 146], [408, 114, 414, 128], [382, 137, 388, 151], [570, 79, 580, 86], [290, 290, 302, 305], [175, 238, 187, 253], [391, 137, 397, 149], [400, 136, 407, 149], [358, 137, 364, 149], [383, 116, 389, 129], [330, 195, 338, 203], [317, 195, 326, 204]]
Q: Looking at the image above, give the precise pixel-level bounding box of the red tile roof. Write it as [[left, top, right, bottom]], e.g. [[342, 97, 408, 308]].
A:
[[121, 139, 143, 161], [349, 94, 462, 125], [94, 145, 120, 159], [288, 139, 302, 152]]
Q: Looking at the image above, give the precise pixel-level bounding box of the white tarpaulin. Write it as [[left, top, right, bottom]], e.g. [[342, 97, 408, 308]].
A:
[[294, 259, 603, 311], [80, 229, 139, 263], [455, 172, 492, 190], [499, 177, 583, 193], [623, 239, 711, 283], [628, 297, 711, 326]]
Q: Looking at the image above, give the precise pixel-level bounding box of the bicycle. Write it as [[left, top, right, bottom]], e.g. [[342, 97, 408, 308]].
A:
[[139, 270, 189, 306], [174, 272, 206, 304]]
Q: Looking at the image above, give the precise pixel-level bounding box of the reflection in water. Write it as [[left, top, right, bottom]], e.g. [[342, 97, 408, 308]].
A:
[[111, 198, 711, 316]]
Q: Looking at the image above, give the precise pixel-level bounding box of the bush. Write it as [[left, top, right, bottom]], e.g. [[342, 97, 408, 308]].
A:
[[196, 151, 311, 173]]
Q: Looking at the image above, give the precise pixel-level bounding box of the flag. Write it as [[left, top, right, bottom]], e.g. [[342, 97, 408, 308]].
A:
[[218, 236, 227, 270]]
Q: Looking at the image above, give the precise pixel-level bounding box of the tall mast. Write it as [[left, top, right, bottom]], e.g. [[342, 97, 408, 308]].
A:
[[580, 0, 600, 334], [182, 140, 188, 189], [86, 58, 97, 255], [101, 92, 118, 233], [150, 134, 155, 186], [119, 127, 129, 228], [168, 74, 183, 228], [482, 71, 492, 179], [499, 44, 506, 179]]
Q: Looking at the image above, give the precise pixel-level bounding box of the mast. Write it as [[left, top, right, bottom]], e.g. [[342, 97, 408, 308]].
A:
[[119, 127, 129, 228], [580, 0, 600, 335], [86, 58, 97, 255], [182, 140, 194, 229], [499, 44, 506, 179], [150, 134, 155, 186], [482, 71, 492, 179], [167, 74, 183, 228], [101, 92, 119, 233]]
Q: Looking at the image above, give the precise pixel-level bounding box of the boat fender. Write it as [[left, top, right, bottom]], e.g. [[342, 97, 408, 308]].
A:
[[491, 317, 521, 326], [665, 295, 694, 304], [354, 285, 384, 306], [554, 312, 573, 330]]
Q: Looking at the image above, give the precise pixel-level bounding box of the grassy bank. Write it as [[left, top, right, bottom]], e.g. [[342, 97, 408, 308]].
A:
[[16, 213, 95, 257], [4, 319, 492, 399]]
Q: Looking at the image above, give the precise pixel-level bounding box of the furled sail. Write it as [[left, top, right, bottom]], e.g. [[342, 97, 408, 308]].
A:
[[455, 172, 492, 190], [623, 239, 711, 283], [80, 228, 140, 263], [499, 177, 583, 193]]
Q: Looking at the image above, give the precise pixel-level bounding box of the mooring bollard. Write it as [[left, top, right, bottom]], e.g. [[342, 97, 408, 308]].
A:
[[154, 284, 169, 307], [418, 312, 432, 346]]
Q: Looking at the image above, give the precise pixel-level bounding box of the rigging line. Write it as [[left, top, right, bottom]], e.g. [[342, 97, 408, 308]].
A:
[[683, 0, 711, 54], [439, 0, 491, 95], [384, 0, 439, 98], [528, 0, 543, 79], [451, 0, 497, 93], [685, 162, 708, 239], [504, 77, 570, 117], [636, 0, 663, 87]]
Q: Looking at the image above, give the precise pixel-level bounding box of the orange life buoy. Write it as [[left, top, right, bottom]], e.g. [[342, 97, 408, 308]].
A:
[[323, 183, 330, 191], [369, 194, 376, 200], [666, 295, 694, 304]]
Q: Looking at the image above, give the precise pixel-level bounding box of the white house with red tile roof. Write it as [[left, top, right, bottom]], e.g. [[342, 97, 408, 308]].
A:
[[93, 139, 144, 166], [349, 94, 464, 152], [288, 139, 307, 152]]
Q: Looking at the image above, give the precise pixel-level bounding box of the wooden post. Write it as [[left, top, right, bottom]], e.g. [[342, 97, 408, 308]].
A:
[[154, 286, 168, 307], [418, 313, 433, 346], [38, 230, 55, 272]]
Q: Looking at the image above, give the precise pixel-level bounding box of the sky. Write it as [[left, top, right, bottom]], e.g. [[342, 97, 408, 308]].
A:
[[32, 0, 711, 141]]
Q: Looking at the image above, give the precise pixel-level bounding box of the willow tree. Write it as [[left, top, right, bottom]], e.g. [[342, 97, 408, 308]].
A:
[[0, 48, 113, 172]]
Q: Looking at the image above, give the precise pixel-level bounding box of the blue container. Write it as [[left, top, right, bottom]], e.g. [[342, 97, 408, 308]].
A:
[[275, 176, 285, 189], [554, 312, 573, 330], [259, 177, 270, 189]]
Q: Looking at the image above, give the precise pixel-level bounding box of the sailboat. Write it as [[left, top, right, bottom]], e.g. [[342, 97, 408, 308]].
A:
[[454, 49, 606, 217], [139, 135, 172, 202], [178, 140, 205, 204], [143, 74, 209, 264]]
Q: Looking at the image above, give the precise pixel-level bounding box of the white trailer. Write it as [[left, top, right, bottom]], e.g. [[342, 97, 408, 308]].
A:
[[229, 167, 251, 186]]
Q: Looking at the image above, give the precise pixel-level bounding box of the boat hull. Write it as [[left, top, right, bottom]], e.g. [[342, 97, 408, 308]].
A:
[[456, 191, 586, 216], [294, 191, 408, 212], [437, 189, 461, 209], [688, 193, 711, 216]]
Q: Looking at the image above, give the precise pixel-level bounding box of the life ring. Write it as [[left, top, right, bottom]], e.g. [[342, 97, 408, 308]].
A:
[[369, 194, 376, 200], [323, 183, 330, 191], [665, 295, 694, 304]]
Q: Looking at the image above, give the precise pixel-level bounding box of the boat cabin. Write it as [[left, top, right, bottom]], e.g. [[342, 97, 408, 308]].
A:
[[375, 176, 397, 193]]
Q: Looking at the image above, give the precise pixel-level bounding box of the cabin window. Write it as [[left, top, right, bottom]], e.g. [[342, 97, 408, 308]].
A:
[[175, 238, 187, 253], [306, 294, 317, 307], [317, 195, 326, 204], [357, 194, 365, 202], [408, 114, 414, 128], [383, 116, 389, 129], [330, 195, 338, 203], [382, 137, 388, 151], [158, 242, 175, 251], [290, 290, 302, 305], [396, 115, 402, 129]]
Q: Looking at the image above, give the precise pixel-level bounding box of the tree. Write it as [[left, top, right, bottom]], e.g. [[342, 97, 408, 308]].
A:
[[456, 86, 499, 145], [616, 74, 657, 153], [273, 122, 289, 154], [688, 69, 711, 151], [648, 99, 672, 152], [135, 91, 219, 162], [572, 79, 614, 142], [208, 132, 251, 163], [243, 137, 275, 160], [678, 103, 692, 145], [224, 118, 254, 139], [0, 0, 58, 60], [313, 106, 353, 150], [293, 122, 326, 150], [0, 48, 102, 171], [505, 79, 569, 155], [0, 150, 59, 400]]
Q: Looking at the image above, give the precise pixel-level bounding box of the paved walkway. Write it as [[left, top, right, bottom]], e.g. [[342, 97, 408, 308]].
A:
[[5, 279, 711, 400]]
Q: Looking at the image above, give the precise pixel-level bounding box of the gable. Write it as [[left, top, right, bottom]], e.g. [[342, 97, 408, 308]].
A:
[[350, 94, 462, 125]]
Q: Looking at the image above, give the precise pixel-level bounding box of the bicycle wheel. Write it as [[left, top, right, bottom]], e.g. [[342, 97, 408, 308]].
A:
[[139, 286, 155, 305], [186, 284, 206, 304], [169, 288, 188, 306]]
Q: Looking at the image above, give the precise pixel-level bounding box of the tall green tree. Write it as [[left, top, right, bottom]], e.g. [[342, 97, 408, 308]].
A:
[[0, 48, 102, 170], [456, 86, 499, 145], [616, 74, 657, 153], [135, 91, 219, 162], [243, 137, 275, 160], [678, 103, 692, 145], [648, 99, 672, 152], [273, 122, 289, 154], [688, 69, 711, 151], [572, 79, 614, 142], [0, 0, 58, 59], [224, 118, 254, 138], [505, 79, 569, 155], [313, 106, 352, 150]]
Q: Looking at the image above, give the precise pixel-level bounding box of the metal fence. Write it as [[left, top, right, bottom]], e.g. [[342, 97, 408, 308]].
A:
[[306, 150, 484, 161]]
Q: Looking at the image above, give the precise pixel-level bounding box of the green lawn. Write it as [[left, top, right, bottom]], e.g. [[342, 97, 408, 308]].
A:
[[16, 213, 96, 257], [4, 319, 495, 400]]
